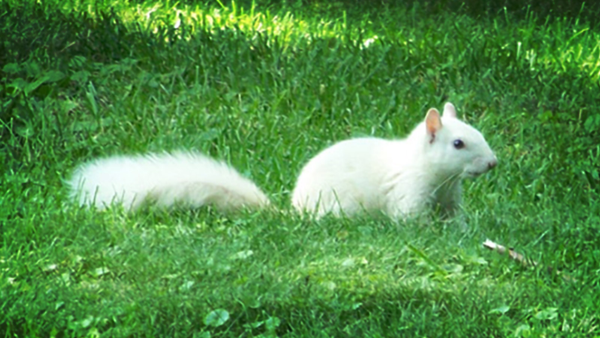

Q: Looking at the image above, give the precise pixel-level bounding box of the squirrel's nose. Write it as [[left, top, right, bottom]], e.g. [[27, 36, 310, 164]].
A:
[[488, 158, 498, 169]]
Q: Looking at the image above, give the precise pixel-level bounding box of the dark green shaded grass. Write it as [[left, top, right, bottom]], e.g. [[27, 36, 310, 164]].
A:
[[2, 0, 600, 336]]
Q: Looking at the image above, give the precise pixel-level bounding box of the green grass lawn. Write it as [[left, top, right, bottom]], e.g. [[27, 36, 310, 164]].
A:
[[2, 0, 600, 336]]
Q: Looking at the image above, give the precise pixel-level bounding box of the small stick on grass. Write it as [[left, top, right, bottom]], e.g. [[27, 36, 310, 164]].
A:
[[483, 239, 536, 267], [483, 239, 575, 282]]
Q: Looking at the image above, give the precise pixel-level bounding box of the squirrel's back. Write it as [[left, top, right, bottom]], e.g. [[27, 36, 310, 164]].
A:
[[291, 137, 406, 216], [69, 151, 269, 211]]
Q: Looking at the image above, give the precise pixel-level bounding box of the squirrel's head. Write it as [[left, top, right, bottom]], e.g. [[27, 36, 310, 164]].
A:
[[417, 102, 497, 179]]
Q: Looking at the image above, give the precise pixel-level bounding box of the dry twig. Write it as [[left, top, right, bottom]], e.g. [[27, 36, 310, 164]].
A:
[[482, 239, 575, 282], [483, 239, 537, 267]]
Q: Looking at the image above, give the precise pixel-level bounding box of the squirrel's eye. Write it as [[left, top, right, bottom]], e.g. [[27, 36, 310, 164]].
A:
[[453, 139, 465, 149]]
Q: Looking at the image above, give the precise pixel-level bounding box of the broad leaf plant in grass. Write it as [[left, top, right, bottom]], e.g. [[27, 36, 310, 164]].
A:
[[1, 0, 600, 336]]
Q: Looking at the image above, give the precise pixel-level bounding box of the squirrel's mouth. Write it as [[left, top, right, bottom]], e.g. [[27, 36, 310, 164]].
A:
[[463, 170, 486, 177], [463, 162, 496, 177]]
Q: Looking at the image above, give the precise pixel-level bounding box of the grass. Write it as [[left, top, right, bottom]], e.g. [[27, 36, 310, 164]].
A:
[[2, 0, 600, 336]]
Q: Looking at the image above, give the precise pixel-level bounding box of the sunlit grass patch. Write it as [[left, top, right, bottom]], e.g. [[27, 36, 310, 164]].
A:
[[50, 0, 375, 48]]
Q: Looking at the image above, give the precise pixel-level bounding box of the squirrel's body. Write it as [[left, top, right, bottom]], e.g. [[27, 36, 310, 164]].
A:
[[291, 137, 457, 218], [68, 103, 496, 219]]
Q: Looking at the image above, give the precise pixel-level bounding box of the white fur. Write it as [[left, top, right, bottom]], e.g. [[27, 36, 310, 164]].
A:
[[68, 151, 269, 211], [68, 103, 496, 218], [291, 103, 497, 219]]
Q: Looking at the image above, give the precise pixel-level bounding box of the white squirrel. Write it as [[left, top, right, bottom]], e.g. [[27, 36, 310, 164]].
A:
[[292, 103, 497, 218], [68, 103, 496, 219]]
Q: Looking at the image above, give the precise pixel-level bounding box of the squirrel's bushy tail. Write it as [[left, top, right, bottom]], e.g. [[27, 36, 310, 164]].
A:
[[68, 151, 270, 211]]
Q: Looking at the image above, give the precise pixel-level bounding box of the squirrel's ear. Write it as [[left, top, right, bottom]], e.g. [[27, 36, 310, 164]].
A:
[[443, 102, 457, 118], [425, 108, 442, 143]]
